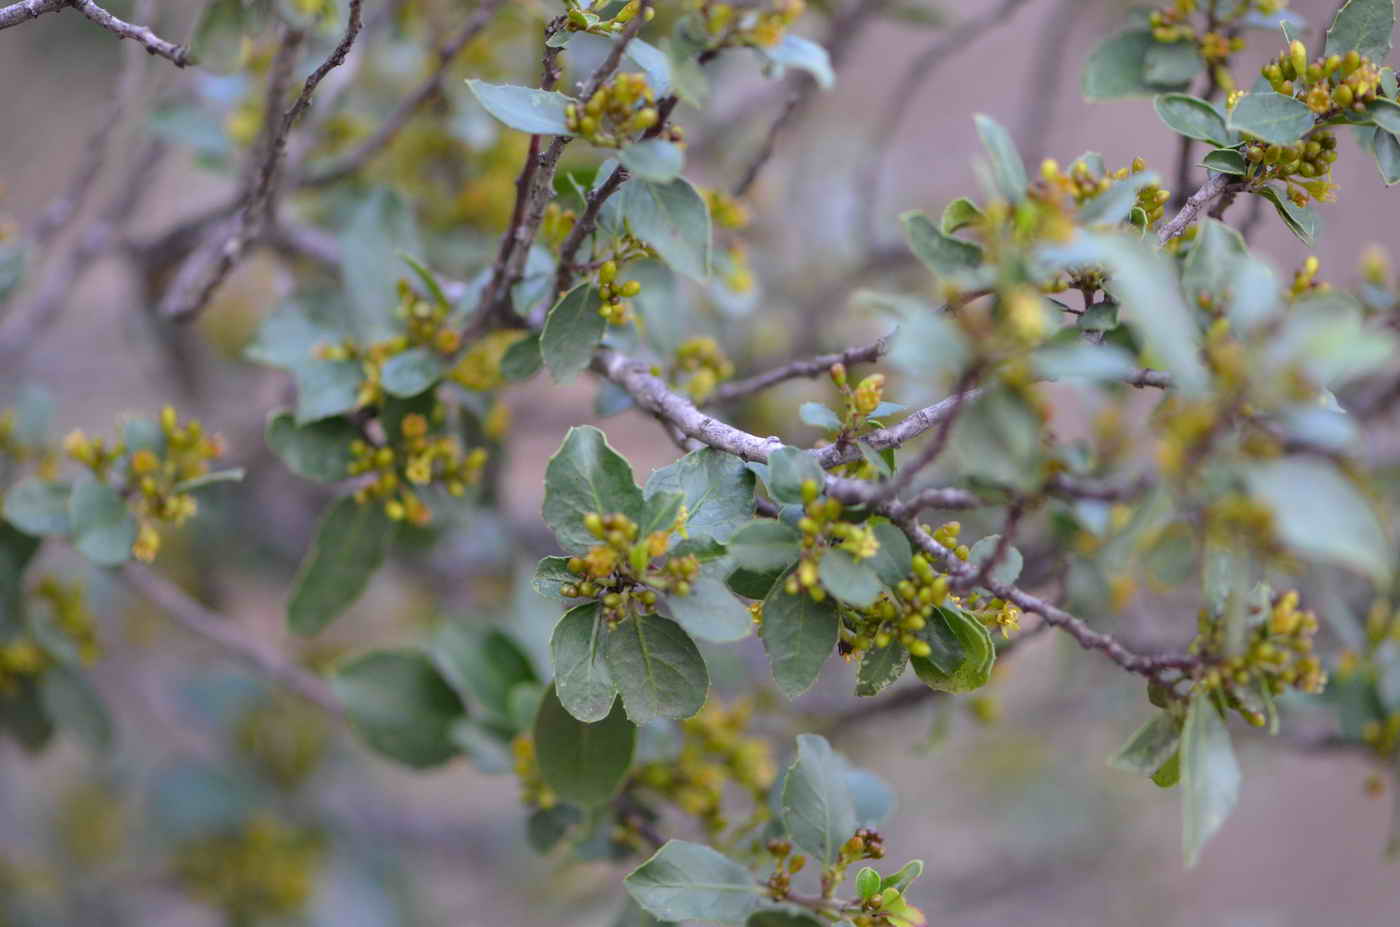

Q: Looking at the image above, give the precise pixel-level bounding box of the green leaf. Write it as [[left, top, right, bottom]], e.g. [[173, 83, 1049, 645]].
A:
[[865, 519, 913, 587], [527, 804, 582, 854], [760, 585, 838, 699], [967, 535, 1023, 587], [287, 496, 394, 636], [856, 641, 908, 697], [1143, 40, 1203, 86], [543, 426, 646, 553], [625, 840, 762, 923], [1324, 0, 1396, 63], [855, 867, 881, 900], [645, 448, 756, 542], [762, 34, 835, 89], [191, 0, 251, 73], [1376, 128, 1400, 184], [1227, 92, 1316, 145], [1181, 218, 1248, 308], [534, 684, 635, 807], [341, 189, 422, 343], [0, 523, 39, 632], [3, 478, 70, 536], [171, 468, 245, 494], [941, 197, 983, 235], [799, 402, 843, 431], [501, 332, 544, 381], [533, 556, 578, 600], [265, 411, 356, 482], [620, 140, 685, 183], [973, 114, 1028, 202], [1247, 458, 1390, 583], [332, 649, 465, 769], [818, 550, 883, 608], [244, 301, 340, 369], [1368, 98, 1400, 135], [1253, 183, 1318, 244], [901, 210, 984, 280], [1200, 148, 1248, 175], [551, 602, 617, 723], [1083, 29, 1188, 100], [950, 387, 1045, 492], [641, 488, 686, 539], [766, 446, 825, 505], [432, 624, 536, 723], [465, 80, 576, 135], [1154, 94, 1233, 145], [605, 615, 709, 722], [727, 520, 801, 573], [39, 665, 113, 753], [293, 358, 364, 424], [68, 476, 135, 567], [782, 733, 858, 865], [622, 177, 712, 282], [1078, 171, 1163, 226], [747, 908, 825, 927], [910, 606, 995, 693], [1051, 231, 1209, 394], [380, 347, 446, 398], [540, 284, 607, 384], [666, 573, 753, 643], [1181, 693, 1241, 868], [1108, 713, 1182, 776]]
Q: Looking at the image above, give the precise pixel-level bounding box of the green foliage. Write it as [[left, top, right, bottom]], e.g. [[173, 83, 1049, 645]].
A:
[[331, 649, 465, 769], [534, 684, 635, 807], [287, 496, 394, 636]]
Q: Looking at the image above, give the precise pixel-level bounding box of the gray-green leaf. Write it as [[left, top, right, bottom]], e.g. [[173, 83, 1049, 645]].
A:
[[265, 411, 356, 482], [760, 585, 838, 699], [332, 649, 465, 769], [645, 448, 756, 542], [466, 80, 576, 135], [287, 496, 394, 636], [1181, 693, 1241, 867], [551, 603, 617, 723], [68, 476, 135, 567], [625, 840, 762, 923], [542, 426, 646, 553], [1324, 0, 1395, 64], [1227, 92, 1316, 145], [605, 615, 709, 722], [534, 684, 635, 807], [781, 733, 858, 865], [541, 284, 607, 384], [622, 177, 712, 281]]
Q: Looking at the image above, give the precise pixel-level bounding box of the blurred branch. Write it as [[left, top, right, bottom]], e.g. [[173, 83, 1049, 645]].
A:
[[0, 140, 166, 365], [1013, 0, 1083, 161], [854, 0, 1038, 242], [299, 0, 509, 188], [121, 563, 344, 717], [160, 1, 365, 322]]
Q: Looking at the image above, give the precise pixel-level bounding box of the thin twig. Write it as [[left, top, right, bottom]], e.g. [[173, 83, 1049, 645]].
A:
[[1157, 173, 1235, 244], [708, 337, 889, 404], [867, 370, 977, 502], [71, 0, 191, 67], [300, 0, 507, 187], [1014, 0, 1082, 161], [552, 164, 632, 302], [121, 564, 343, 716]]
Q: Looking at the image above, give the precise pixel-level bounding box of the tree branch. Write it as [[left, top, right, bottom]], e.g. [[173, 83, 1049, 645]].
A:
[[1157, 173, 1234, 244], [71, 0, 190, 67], [552, 163, 632, 303], [121, 564, 343, 716], [708, 338, 889, 405], [0, 0, 64, 30]]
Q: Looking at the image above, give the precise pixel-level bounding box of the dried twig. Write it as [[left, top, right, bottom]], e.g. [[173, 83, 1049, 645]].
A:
[[1157, 173, 1235, 244], [71, 0, 190, 66], [709, 338, 889, 405]]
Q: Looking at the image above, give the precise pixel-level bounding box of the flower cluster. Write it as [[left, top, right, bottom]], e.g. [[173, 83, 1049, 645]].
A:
[[1241, 130, 1339, 207], [173, 815, 324, 921], [315, 281, 461, 410], [1191, 589, 1326, 726], [347, 407, 488, 525], [786, 482, 881, 603], [559, 508, 697, 626], [672, 336, 734, 402], [597, 258, 644, 325], [633, 699, 776, 836], [1262, 42, 1384, 115], [65, 406, 226, 562], [1037, 155, 1170, 226], [565, 73, 661, 148], [688, 0, 806, 49], [563, 0, 655, 38], [1147, 0, 1285, 90]]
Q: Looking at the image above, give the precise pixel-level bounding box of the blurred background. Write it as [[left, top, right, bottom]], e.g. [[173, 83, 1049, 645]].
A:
[[1, 0, 1398, 924]]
